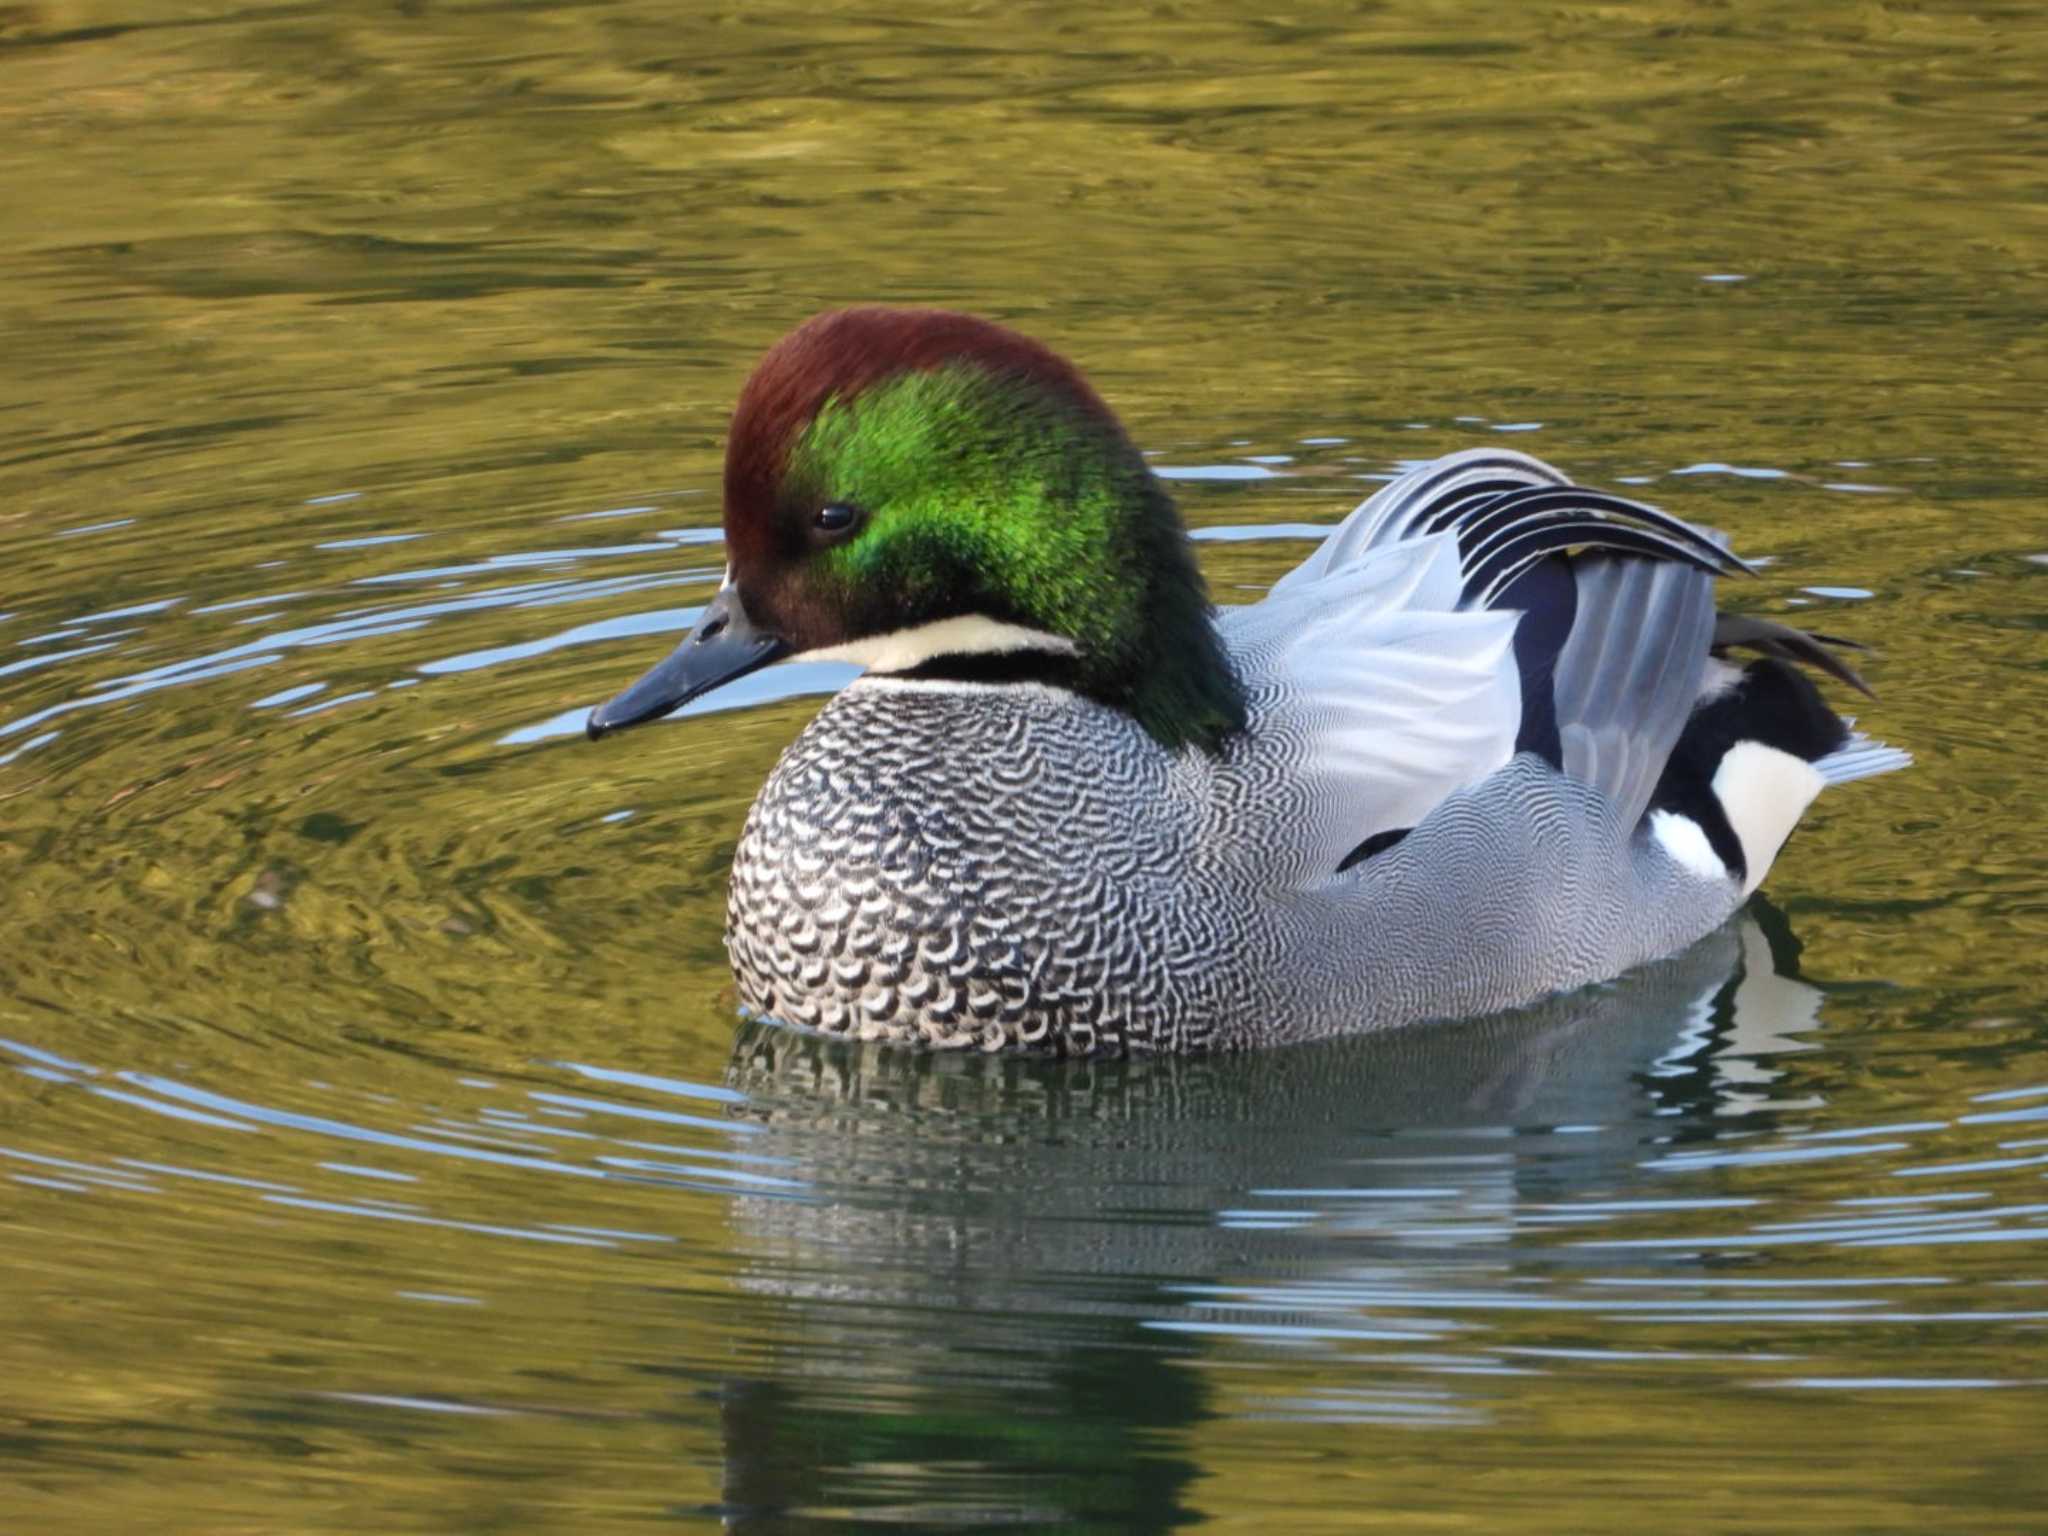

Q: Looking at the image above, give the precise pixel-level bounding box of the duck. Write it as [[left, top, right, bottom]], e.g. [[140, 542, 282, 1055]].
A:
[[587, 307, 1907, 1054]]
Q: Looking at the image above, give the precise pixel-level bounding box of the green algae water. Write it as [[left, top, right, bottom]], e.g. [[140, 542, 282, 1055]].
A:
[[3, 1, 2046, 1529]]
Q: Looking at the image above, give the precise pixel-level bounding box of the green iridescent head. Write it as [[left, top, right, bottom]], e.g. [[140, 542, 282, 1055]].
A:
[[589, 307, 1245, 753]]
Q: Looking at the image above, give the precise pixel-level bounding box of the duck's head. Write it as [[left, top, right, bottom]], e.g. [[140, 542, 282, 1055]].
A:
[[586, 307, 1246, 753]]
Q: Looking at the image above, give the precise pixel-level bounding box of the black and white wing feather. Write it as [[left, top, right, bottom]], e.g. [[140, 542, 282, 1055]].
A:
[[1230, 447, 1834, 876]]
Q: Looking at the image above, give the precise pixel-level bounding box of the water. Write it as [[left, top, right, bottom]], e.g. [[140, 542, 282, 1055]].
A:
[[3, 1, 2046, 1529]]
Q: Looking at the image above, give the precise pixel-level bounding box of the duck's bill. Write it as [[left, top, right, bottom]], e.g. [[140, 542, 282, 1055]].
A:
[[586, 587, 788, 740]]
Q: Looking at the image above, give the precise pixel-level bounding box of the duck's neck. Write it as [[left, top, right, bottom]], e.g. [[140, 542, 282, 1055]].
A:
[[1095, 476, 1247, 753], [880, 478, 1246, 754]]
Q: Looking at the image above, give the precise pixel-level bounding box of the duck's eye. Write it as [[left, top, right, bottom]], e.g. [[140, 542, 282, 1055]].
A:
[[812, 502, 861, 537]]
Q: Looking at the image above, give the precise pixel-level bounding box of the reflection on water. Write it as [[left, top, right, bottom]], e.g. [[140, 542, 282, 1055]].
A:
[[3, 0, 2048, 1530], [715, 924, 1781, 1529], [10, 908, 2048, 1529]]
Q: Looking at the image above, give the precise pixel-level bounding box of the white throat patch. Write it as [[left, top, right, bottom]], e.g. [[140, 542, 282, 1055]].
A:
[[805, 614, 1078, 673]]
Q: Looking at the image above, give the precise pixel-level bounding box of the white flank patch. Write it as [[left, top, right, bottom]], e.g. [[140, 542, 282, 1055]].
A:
[[806, 614, 1078, 672], [1713, 740, 1827, 896], [1649, 809, 1729, 883]]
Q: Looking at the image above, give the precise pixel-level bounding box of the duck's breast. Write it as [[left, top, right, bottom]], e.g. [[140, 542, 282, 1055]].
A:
[[725, 678, 1232, 1052]]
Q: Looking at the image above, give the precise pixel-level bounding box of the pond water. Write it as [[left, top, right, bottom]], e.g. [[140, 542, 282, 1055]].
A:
[[4, 1, 2047, 1530]]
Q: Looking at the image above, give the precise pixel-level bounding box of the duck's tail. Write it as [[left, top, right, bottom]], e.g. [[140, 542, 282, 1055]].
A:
[[1647, 630, 1909, 897], [1814, 731, 1914, 786]]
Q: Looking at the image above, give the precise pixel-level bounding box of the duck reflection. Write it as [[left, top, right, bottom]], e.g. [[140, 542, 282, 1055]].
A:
[[705, 907, 1820, 1531]]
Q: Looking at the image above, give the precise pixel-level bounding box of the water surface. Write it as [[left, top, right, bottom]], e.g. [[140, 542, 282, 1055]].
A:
[[3, 2, 2047, 1530]]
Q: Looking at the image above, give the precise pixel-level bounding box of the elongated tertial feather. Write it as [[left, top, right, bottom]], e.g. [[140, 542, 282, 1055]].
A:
[[1275, 448, 1752, 610], [1550, 554, 1718, 826], [1712, 613, 1877, 697]]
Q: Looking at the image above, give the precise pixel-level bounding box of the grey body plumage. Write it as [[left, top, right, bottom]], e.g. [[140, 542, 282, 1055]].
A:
[[728, 678, 1734, 1053]]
